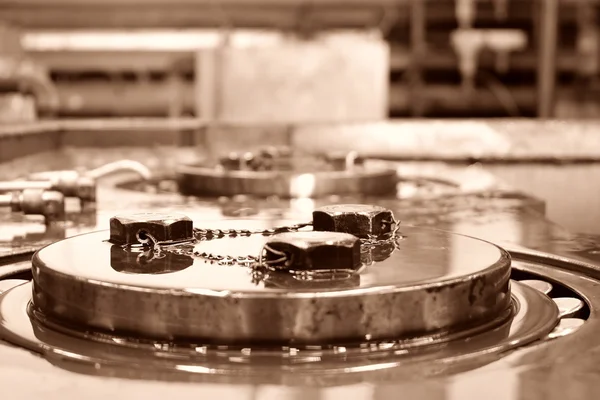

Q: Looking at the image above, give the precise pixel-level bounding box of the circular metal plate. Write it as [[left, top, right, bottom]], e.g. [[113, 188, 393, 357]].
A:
[[176, 163, 398, 198], [0, 280, 558, 383], [31, 225, 511, 343]]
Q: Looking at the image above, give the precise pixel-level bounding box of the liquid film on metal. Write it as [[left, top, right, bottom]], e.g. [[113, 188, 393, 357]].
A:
[[30, 223, 511, 343], [0, 281, 559, 383], [33, 225, 509, 293]]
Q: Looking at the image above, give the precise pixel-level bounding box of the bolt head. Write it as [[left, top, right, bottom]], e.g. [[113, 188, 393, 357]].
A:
[[263, 231, 361, 272], [312, 204, 396, 239], [109, 212, 194, 245]]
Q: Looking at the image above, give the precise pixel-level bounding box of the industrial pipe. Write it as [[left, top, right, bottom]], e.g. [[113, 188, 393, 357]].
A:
[[536, 0, 559, 118]]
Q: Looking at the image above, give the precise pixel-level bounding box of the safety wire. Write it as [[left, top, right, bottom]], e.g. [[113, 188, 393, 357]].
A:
[[192, 221, 313, 269], [135, 214, 403, 270]]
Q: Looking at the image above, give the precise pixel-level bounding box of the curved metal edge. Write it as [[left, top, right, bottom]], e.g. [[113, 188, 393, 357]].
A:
[[506, 245, 600, 313], [0, 279, 28, 294], [30, 226, 513, 342], [0, 251, 35, 268], [505, 246, 600, 280], [176, 165, 398, 198], [0, 261, 32, 281], [0, 280, 558, 383], [175, 163, 398, 180], [31, 228, 511, 299]]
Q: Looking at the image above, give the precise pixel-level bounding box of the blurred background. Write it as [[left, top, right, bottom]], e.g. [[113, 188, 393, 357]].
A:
[[0, 0, 594, 122], [3, 0, 600, 237]]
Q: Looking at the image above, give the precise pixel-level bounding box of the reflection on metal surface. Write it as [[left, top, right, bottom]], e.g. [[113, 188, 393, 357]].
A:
[[0, 279, 27, 294], [109, 245, 195, 275], [520, 279, 553, 295], [30, 225, 511, 343], [2, 148, 600, 396], [176, 163, 398, 198], [0, 280, 558, 383], [553, 298, 585, 319], [548, 318, 585, 339], [0, 261, 31, 280]]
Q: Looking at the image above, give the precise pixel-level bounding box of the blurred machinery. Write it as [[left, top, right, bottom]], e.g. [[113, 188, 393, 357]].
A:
[[0, 0, 598, 119], [0, 22, 58, 121]]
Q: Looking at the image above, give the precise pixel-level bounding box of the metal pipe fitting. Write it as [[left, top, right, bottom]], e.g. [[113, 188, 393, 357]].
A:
[[0, 189, 65, 221], [0, 173, 95, 203], [18, 160, 153, 203], [85, 160, 153, 181], [450, 29, 485, 95], [537, 0, 559, 118]]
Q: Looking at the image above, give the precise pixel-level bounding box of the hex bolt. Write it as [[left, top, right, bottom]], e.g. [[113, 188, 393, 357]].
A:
[[0, 189, 65, 220], [109, 212, 194, 246], [262, 231, 361, 272], [312, 204, 396, 239]]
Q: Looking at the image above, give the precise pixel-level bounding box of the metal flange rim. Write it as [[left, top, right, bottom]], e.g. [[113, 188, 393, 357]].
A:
[[30, 225, 512, 343], [0, 280, 559, 383], [176, 163, 398, 197]]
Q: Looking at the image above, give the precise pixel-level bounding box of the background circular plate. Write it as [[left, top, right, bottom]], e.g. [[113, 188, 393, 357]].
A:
[[176, 164, 398, 198]]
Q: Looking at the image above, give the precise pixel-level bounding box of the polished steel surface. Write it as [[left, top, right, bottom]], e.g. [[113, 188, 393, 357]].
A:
[[30, 224, 510, 343], [176, 162, 398, 198], [262, 231, 362, 272], [109, 212, 194, 245], [1, 144, 600, 398], [0, 261, 30, 280], [520, 279, 553, 295], [0, 279, 559, 383], [312, 204, 396, 239], [553, 297, 584, 318]]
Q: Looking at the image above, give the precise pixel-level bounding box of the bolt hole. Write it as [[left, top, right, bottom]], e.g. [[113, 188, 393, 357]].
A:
[[136, 230, 152, 245]]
